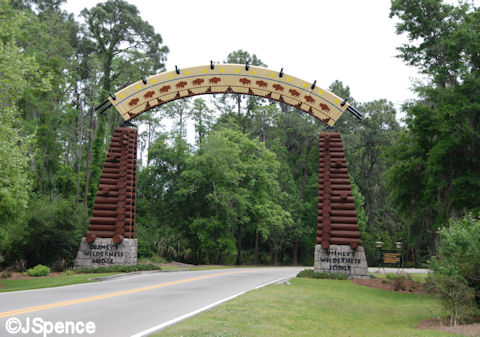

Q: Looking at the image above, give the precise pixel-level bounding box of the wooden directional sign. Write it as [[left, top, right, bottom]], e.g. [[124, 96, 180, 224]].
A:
[[382, 251, 402, 267], [108, 64, 350, 126]]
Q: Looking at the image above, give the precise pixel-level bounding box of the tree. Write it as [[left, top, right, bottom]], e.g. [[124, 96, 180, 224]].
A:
[[427, 213, 480, 325], [0, 0, 46, 258], [176, 129, 289, 265], [388, 0, 480, 258], [190, 98, 214, 146], [80, 0, 169, 212], [214, 50, 267, 134], [390, 0, 470, 88], [80, 0, 168, 97], [162, 99, 191, 139]]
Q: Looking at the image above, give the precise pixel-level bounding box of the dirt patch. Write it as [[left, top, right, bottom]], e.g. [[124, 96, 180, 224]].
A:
[[352, 277, 426, 294], [417, 318, 480, 336]]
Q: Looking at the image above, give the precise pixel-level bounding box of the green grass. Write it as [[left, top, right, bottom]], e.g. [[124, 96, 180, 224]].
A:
[[0, 273, 118, 293], [370, 272, 429, 283], [157, 278, 449, 337], [137, 256, 169, 264]]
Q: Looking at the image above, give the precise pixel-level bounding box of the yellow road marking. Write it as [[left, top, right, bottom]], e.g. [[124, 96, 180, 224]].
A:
[[0, 270, 258, 318]]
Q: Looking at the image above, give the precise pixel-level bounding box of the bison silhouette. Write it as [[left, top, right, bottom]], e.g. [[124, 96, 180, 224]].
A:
[[304, 95, 315, 104], [289, 89, 300, 97], [209, 77, 221, 84], [256, 80, 268, 88], [319, 103, 331, 112], [176, 81, 188, 89], [159, 85, 171, 93], [144, 91, 155, 99], [128, 98, 140, 107], [239, 78, 251, 85], [192, 78, 204, 86], [272, 84, 284, 92]]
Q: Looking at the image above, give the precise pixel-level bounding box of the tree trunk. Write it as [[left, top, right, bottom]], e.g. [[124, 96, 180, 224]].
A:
[[292, 238, 298, 266], [75, 93, 84, 207], [254, 229, 259, 264], [292, 139, 312, 264], [83, 106, 95, 213], [236, 222, 242, 265], [300, 139, 312, 200]]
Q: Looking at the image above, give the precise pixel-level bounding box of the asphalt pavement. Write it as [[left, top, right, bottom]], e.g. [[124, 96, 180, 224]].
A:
[[0, 267, 303, 337]]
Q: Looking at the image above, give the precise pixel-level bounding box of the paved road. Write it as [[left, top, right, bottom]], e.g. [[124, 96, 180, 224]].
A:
[[0, 267, 303, 337]]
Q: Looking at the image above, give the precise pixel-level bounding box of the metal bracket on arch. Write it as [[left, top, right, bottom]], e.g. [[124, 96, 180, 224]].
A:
[[347, 105, 362, 120]]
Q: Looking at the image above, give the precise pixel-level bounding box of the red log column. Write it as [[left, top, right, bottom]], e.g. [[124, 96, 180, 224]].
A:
[[86, 127, 138, 244], [317, 133, 361, 249]]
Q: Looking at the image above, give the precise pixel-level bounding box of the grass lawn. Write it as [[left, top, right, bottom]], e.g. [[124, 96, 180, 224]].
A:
[[0, 273, 118, 293], [370, 272, 429, 283], [157, 277, 449, 337]]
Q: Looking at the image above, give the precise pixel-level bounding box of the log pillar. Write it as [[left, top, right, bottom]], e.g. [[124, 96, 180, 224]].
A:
[[74, 127, 137, 269], [315, 132, 369, 279]]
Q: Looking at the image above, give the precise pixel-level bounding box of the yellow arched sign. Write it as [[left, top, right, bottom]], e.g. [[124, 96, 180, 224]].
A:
[[108, 64, 352, 126]]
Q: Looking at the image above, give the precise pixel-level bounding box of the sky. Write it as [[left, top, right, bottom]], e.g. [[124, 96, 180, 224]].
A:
[[63, 0, 423, 109]]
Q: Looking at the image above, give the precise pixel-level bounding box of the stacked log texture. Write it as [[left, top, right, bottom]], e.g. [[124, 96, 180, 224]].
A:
[[86, 127, 137, 244], [317, 133, 361, 249]]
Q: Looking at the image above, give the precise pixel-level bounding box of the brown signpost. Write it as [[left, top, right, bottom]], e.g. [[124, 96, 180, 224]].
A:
[[77, 63, 365, 271]]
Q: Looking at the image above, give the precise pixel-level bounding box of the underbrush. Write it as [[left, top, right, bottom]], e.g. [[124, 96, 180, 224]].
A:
[[296, 269, 348, 280], [74, 264, 161, 274]]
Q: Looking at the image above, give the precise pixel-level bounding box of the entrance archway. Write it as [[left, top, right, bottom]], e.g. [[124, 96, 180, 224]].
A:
[[101, 64, 361, 126], [75, 64, 368, 278]]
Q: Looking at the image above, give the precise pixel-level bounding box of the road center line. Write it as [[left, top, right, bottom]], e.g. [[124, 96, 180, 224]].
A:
[[0, 270, 259, 318]]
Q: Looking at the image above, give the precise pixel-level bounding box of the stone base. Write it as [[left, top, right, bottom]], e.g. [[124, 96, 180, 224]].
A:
[[314, 244, 369, 279], [74, 238, 137, 269]]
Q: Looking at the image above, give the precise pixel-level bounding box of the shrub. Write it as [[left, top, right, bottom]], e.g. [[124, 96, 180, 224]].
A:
[[385, 274, 411, 291], [297, 269, 348, 280], [427, 213, 480, 325], [51, 258, 68, 272], [8, 198, 87, 268], [13, 259, 27, 272], [27, 264, 50, 277], [425, 273, 478, 326]]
